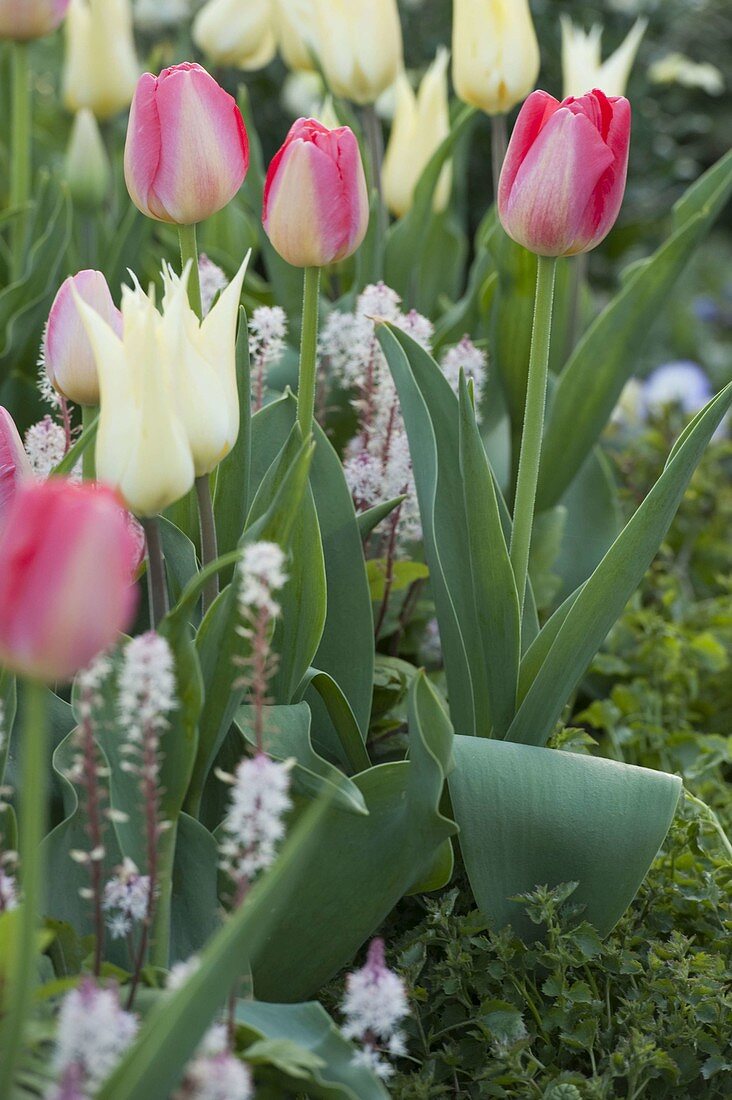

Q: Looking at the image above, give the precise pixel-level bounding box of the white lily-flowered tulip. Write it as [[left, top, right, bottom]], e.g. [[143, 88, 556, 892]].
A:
[[312, 0, 403, 106], [561, 16, 647, 98], [63, 0, 139, 120]]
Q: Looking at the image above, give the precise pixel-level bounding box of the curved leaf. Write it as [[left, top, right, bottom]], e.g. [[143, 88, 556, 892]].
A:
[[448, 736, 681, 940]]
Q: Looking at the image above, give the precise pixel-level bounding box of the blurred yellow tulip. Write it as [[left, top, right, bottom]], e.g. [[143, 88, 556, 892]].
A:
[[63, 0, 139, 120], [312, 0, 403, 106], [383, 49, 452, 219], [452, 0, 540, 116], [275, 0, 315, 71], [192, 0, 276, 70]]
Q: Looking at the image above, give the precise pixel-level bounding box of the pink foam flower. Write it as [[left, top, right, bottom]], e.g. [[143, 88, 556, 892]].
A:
[[263, 118, 369, 268], [498, 88, 631, 257], [124, 62, 249, 225], [0, 479, 139, 683]]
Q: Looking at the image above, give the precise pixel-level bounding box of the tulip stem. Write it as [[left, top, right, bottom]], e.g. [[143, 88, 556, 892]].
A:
[[491, 114, 507, 200], [81, 405, 97, 480], [195, 475, 219, 615], [10, 41, 32, 281], [178, 223, 203, 319], [142, 517, 169, 628], [0, 680, 48, 1098], [510, 254, 557, 618], [362, 104, 387, 245], [297, 266, 321, 439]]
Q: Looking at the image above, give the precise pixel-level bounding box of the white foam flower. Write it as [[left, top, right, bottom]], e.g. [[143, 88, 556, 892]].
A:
[[249, 306, 288, 368], [341, 938, 409, 1081], [356, 282, 402, 323], [117, 632, 176, 744], [53, 980, 138, 1090], [219, 753, 292, 882], [103, 858, 150, 938], [395, 309, 434, 352], [24, 416, 67, 478], [198, 254, 229, 317], [238, 541, 288, 618], [440, 336, 488, 407], [176, 1051, 253, 1100], [319, 309, 375, 390], [0, 867, 18, 911]]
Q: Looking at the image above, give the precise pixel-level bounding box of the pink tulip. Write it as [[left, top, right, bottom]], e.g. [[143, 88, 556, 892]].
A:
[[0, 407, 32, 528], [0, 0, 69, 40], [44, 270, 122, 407], [124, 62, 249, 225], [263, 118, 369, 268], [498, 88, 631, 257], [0, 479, 139, 682]]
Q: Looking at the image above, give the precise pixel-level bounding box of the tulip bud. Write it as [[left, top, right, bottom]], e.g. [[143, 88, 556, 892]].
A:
[[561, 17, 646, 99], [498, 88, 631, 258], [192, 0, 276, 71], [275, 0, 314, 72], [311, 0, 403, 106], [0, 479, 138, 682], [452, 0, 540, 116], [383, 49, 452, 219], [65, 109, 110, 209], [44, 270, 122, 407], [124, 63, 249, 226], [63, 0, 139, 121], [0, 407, 33, 528], [263, 118, 369, 268], [0, 0, 68, 39]]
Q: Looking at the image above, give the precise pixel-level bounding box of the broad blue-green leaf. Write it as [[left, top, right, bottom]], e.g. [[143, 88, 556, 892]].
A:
[[537, 149, 732, 509], [236, 1000, 389, 1099], [252, 672, 456, 1001], [97, 795, 332, 1100], [458, 374, 520, 737], [448, 736, 681, 940], [236, 702, 367, 815], [509, 382, 732, 747], [159, 518, 199, 607], [295, 669, 371, 774], [356, 496, 406, 540], [169, 814, 220, 964]]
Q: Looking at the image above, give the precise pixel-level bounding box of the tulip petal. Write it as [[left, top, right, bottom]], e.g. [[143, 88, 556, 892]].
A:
[[498, 91, 561, 208], [124, 73, 165, 220]]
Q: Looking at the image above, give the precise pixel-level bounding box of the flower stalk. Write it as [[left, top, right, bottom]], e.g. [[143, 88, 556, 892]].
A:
[[10, 41, 31, 281], [510, 255, 557, 617], [297, 267, 321, 439]]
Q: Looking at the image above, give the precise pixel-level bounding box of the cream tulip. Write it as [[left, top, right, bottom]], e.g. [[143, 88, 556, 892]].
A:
[[76, 257, 248, 516], [63, 0, 139, 120], [452, 0, 540, 116], [275, 0, 315, 72], [383, 49, 452, 219], [561, 17, 646, 99], [312, 0, 403, 106], [192, 0, 276, 71]]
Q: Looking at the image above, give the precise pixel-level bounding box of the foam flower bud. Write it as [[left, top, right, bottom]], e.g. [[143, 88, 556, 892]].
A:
[[263, 118, 368, 268], [383, 48, 452, 219], [0, 479, 138, 683], [452, 0, 540, 116], [561, 17, 646, 99], [65, 109, 110, 209], [311, 0, 402, 106], [43, 270, 122, 407], [0, 407, 32, 529], [498, 88, 631, 257], [124, 63, 249, 226], [63, 0, 139, 121], [192, 0, 276, 71], [0, 0, 69, 39]]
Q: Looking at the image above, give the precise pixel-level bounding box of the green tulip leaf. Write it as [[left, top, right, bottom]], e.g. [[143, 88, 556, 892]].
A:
[[448, 735, 681, 940]]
